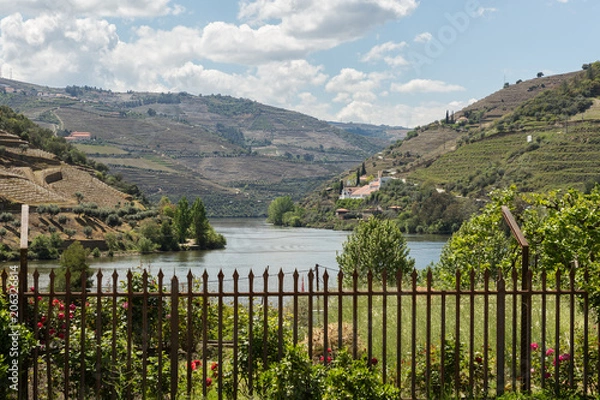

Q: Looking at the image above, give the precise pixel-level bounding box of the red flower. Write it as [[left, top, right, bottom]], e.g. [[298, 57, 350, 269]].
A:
[[206, 377, 212, 387], [530, 342, 539, 351], [326, 356, 332, 363], [210, 362, 218, 371], [190, 360, 201, 370], [371, 357, 378, 365], [546, 348, 554, 356], [59, 303, 65, 311], [37, 322, 43, 329], [52, 299, 61, 306], [327, 348, 332, 353], [69, 304, 77, 311], [57, 312, 65, 320]]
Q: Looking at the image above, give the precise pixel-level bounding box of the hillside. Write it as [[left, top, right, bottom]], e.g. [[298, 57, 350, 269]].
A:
[[297, 62, 600, 231], [0, 81, 406, 216], [353, 63, 600, 196]]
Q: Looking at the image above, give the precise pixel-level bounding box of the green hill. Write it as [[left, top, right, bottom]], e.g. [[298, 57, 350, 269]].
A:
[[299, 62, 600, 231]]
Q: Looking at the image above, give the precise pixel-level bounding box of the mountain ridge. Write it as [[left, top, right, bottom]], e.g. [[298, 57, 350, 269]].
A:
[[0, 79, 407, 216]]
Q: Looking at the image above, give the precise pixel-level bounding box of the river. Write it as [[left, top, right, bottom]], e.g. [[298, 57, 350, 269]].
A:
[[7, 218, 449, 289]]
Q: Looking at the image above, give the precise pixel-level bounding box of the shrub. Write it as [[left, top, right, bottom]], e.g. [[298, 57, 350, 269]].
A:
[[0, 212, 14, 223], [83, 226, 93, 239]]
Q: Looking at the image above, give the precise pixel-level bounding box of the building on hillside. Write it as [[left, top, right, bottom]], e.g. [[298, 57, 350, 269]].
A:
[[65, 131, 92, 141], [339, 171, 392, 200]]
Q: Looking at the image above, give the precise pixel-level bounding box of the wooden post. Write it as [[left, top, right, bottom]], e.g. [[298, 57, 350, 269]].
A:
[[501, 206, 530, 393], [18, 204, 29, 400]]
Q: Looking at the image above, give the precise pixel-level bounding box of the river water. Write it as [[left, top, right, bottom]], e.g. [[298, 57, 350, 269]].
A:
[[8, 218, 449, 289]]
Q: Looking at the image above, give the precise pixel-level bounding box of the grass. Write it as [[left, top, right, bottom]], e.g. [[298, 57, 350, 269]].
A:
[[304, 283, 596, 398], [91, 156, 178, 173], [74, 143, 129, 155]]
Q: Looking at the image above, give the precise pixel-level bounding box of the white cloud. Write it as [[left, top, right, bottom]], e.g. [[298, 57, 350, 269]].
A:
[[414, 32, 432, 43], [239, 0, 419, 41], [0, 13, 118, 85], [473, 7, 498, 17], [335, 98, 475, 127], [325, 68, 388, 104], [391, 79, 465, 94], [0, 0, 183, 18], [361, 41, 407, 62]]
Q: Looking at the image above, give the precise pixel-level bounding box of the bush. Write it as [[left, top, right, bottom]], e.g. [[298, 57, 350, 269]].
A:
[[105, 214, 121, 227], [83, 226, 93, 238], [0, 212, 14, 223]]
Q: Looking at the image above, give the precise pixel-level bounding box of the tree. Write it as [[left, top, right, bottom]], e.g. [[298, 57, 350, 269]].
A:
[[537, 72, 544, 78], [83, 226, 93, 239], [174, 196, 191, 243], [191, 197, 209, 249], [159, 219, 179, 251], [29, 233, 62, 259], [336, 218, 414, 284], [435, 186, 600, 310], [267, 196, 295, 226], [58, 241, 90, 291]]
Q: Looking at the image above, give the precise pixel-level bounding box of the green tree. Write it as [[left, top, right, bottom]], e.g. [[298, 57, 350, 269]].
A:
[[29, 233, 62, 260], [267, 196, 295, 226], [436, 186, 600, 309], [159, 219, 179, 251], [58, 241, 90, 291], [191, 197, 209, 249], [174, 196, 191, 243], [336, 217, 414, 284]]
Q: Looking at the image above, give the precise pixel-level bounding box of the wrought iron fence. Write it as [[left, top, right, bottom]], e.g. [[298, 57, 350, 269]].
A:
[[2, 264, 598, 400]]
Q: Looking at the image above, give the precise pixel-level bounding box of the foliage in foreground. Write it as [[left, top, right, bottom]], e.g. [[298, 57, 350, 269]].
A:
[[436, 185, 600, 305], [336, 217, 414, 284]]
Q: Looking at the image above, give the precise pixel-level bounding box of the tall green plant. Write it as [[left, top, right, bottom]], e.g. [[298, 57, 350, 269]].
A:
[[336, 217, 414, 284]]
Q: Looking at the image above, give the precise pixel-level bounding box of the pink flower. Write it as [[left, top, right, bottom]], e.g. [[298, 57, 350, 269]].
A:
[[122, 302, 129, 309], [327, 348, 332, 353], [559, 353, 570, 362], [545, 348, 554, 357], [530, 342, 539, 351], [327, 356, 332, 363]]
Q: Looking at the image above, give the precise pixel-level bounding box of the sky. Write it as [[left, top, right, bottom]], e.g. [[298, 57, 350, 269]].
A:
[[0, 0, 598, 128]]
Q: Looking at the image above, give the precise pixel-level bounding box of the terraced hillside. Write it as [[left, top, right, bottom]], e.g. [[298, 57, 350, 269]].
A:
[[389, 63, 600, 196], [0, 80, 407, 216], [0, 130, 132, 208]]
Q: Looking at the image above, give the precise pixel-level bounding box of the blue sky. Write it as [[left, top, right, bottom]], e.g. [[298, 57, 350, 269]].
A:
[[0, 0, 598, 127]]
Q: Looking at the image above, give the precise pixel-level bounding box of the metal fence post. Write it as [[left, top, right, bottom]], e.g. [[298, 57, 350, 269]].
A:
[[497, 272, 506, 397]]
